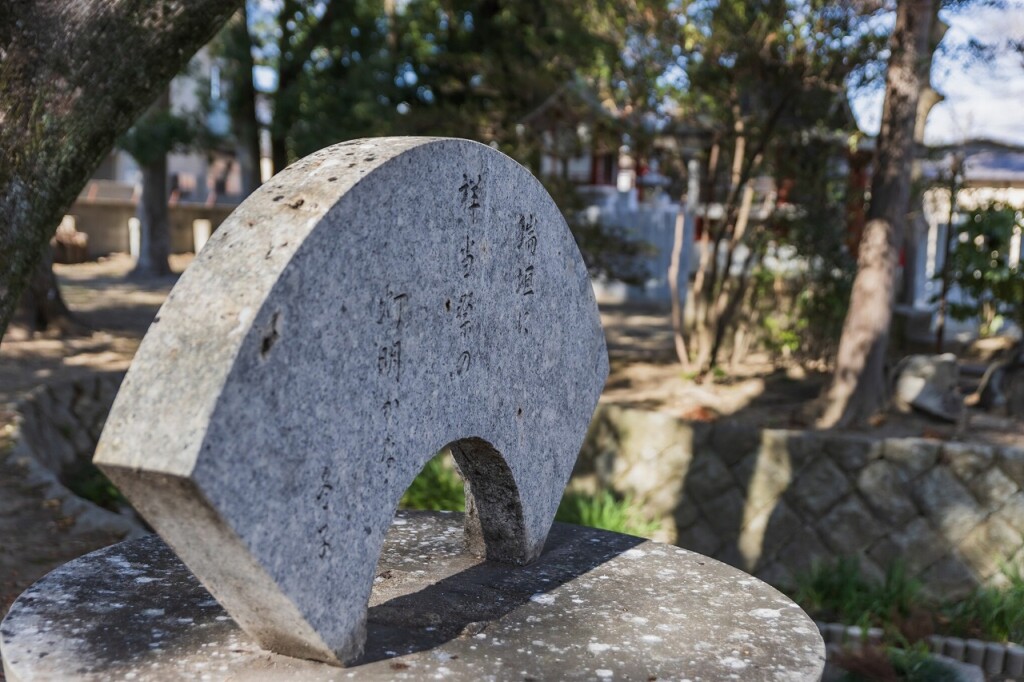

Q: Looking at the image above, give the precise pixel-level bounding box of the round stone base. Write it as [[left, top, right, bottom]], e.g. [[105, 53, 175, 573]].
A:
[[1, 511, 824, 680]]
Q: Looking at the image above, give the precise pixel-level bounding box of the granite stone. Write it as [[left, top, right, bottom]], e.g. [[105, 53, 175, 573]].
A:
[[912, 468, 985, 543], [754, 499, 805, 562], [883, 438, 940, 477], [999, 446, 1024, 487], [824, 435, 883, 472], [0, 512, 826, 682], [573, 404, 1024, 595], [675, 516, 723, 556], [776, 431, 822, 472], [739, 498, 803, 571], [892, 354, 964, 422], [774, 527, 832, 579], [967, 466, 1019, 507], [993, 493, 1024, 534], [958, 517, 1024, 580], [817, 495, 885, 555], [790, 456, 849, 516], [866, 517, 946, 576], [921, 556, 980, 600], [697, 486, 747, 539], [708, 421, 760, 466], [857, 460, 918, 526], [91, 138, 608, 664], [740, 436, 795, 518], [943, 442, 995, 483], [671, 496, 700, 529]]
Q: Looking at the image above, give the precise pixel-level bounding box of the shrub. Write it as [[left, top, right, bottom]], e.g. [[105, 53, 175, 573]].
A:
[[942, 204, 1024, 336]]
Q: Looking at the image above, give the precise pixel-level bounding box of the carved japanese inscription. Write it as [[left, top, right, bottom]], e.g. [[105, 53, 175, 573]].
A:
[[93, 138, 609, 666]]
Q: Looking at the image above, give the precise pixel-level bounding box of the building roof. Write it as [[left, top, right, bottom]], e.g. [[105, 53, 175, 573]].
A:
[[921, 139, 1024, 187], [963, 148, 1024, 185]]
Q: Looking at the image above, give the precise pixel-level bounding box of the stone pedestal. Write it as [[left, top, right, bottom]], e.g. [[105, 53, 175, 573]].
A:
[[1, 511, 824, 681]]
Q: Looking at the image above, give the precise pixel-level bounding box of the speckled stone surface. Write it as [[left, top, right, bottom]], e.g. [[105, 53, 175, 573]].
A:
[[1, 511, 825, 681], [91, 138, 608, 663]]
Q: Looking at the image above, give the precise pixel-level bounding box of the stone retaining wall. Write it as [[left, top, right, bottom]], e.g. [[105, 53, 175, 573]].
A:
[[16, 374, 121, 472], [10, 373, 145, 539], [13, 375, 1024, 597], [575, 405, 1024, 597]]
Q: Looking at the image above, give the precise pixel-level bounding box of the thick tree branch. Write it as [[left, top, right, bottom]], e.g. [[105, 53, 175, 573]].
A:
[[0, 0, 242, 338]]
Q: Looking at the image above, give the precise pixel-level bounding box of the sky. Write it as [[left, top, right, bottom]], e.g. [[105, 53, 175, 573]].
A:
[[850, 2, 1024, 146]]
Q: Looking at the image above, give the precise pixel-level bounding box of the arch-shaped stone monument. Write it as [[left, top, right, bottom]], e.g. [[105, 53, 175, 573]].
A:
[[92, 137, 608, 665]]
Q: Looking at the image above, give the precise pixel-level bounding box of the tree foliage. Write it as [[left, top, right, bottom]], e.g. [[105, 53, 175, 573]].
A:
[[261, 0, 393, 166], [117, 92, 197, 278], [119, 105, 197, 167], [674, 0, 888, 374], [236, 0, 661, 281], [251, 0, 637, 162], [945, 205, 1024, 335], [208, 7, 263, 195]]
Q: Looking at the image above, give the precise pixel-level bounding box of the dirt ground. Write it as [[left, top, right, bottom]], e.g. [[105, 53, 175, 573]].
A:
[[599, 303, 1024, 446], [0, 254, 192, 405], [1, 254, 1022, 677]]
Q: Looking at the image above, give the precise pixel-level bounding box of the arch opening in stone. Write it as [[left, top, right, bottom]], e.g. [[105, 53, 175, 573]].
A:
[[390, 439, 531, 564], [447, 437, 531, 564]]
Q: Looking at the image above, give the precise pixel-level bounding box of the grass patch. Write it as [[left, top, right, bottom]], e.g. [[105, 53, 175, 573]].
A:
[[61, 459, 127, 512], [793, 557, 1024, 644], [555, 490, 660, 537], [794, 558, 1024, 679], [399, 454, 466, 512], [64, 448, 660, 537], [792, 558, 923, 631], [941, 565, 1024, 643]]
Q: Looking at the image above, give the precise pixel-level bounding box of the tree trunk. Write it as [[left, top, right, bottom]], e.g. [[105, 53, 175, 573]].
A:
[[689, 141, 722, 375], [229, 6, 263, 196], [669, 210, 692, 370], [270, 135, 290, 177], [132, 157, 173, 277], [818, 0, 937, 428], [269, 0, 299, 176], [12, 246, 86, 336], [687, 94, 786, 379], [901, 17, 948, 306], [0, 0, 241, 340], [934, 155, 962, 353], [670, 159, 701, 369], [705, 182, 757, 372]]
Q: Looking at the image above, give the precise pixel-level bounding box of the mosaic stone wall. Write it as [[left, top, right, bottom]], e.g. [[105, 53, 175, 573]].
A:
[[576, 405, 1024, 597]]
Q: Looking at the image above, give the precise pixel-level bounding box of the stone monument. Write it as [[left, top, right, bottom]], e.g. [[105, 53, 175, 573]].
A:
[[1, 138, 825, 680], [92, 137, 609, 665]]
